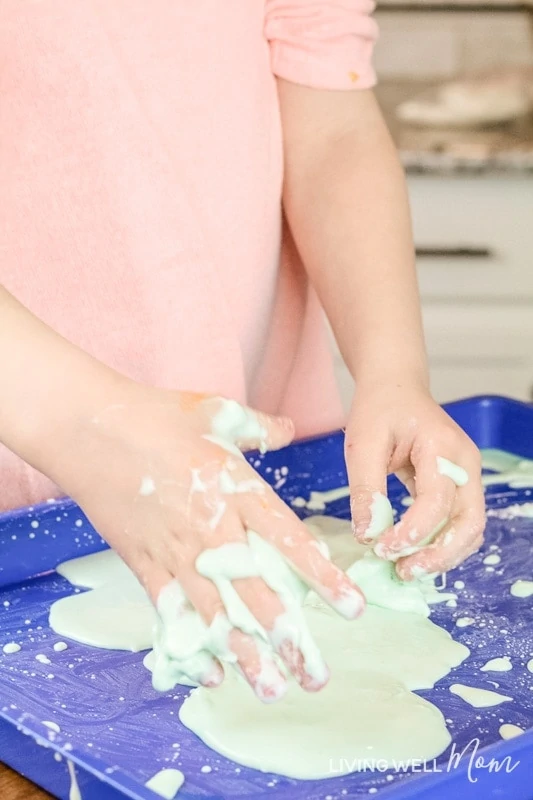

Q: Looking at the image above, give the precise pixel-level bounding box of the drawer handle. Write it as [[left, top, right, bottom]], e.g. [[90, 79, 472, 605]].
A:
[[416, 246, 493, 259]]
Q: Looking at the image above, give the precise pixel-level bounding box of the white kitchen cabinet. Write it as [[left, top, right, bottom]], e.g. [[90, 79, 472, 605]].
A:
[[331, 172, 533, 408], [422, 304, 533, 402], [427, 363, 533, 403], [410, 175, 533, 301], [413, 174, 533, 403]]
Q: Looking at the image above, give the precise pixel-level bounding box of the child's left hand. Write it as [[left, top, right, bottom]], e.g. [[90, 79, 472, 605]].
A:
[[345, 382, 486, 580]]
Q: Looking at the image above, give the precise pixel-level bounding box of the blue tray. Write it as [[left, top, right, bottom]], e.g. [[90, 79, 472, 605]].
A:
[[1, 395, 533, 800]]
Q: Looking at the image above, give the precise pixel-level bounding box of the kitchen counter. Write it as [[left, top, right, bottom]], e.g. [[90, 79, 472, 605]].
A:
[[0, 762, 52, 799], [377, 81, 533, 172]]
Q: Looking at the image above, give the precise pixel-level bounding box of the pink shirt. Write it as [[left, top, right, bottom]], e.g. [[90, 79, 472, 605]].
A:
[[0, 1, 377, 510]]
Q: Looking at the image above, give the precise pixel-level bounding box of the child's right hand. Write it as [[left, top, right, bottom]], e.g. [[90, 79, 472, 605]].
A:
[[50, 384, 365, 701]]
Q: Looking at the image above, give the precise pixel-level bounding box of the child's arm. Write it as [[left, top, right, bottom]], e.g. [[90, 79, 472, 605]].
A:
[[0, 285, 127, 475], [0, 285, 364, 696], [278, 83, 485, 578]]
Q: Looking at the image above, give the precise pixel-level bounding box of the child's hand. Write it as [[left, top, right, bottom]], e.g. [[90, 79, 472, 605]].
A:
[[53, 386, 364, 701], [346, 382, 485, 580]]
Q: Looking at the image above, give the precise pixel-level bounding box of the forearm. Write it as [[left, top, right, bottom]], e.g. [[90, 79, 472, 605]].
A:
[[0, 286, 127, 475], [278, 83, 428, 389]]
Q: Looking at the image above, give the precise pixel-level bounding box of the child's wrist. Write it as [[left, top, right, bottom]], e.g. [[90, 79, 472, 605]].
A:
[[354, 362, 430, 394], [11, 360, 132, 486]]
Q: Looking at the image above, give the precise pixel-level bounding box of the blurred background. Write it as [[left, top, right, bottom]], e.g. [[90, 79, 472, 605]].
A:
[[332, 0, 533, 410]]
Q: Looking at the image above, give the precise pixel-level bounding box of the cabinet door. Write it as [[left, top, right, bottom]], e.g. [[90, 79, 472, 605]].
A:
[[429, 362, 533, 404], [409, 175, 533, 301], [423, 304, 533, 403]]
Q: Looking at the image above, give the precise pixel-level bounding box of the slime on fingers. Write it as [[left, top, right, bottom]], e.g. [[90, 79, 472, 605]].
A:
[[372, 456, 470, 563]]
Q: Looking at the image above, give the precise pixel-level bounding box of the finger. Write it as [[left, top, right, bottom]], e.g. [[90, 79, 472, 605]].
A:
[[397, 528, 483, 581], [232, 574, 328, 692], [118, 511, 227, 690], [226, 628, 288, 703], [240, 490, 365, 620], [147, 567, 225, 690], [396, 473, 485, 579], [242, 409, 295, 452], [177, 516, 288, 702], [196, 458, 331, 690], [396, 466, 417, 499], [198, 396, 295, 454], [344, 428, 393, 543], [192, 530, 314, 696], [234, 530, 330, 692], [180, 570, 288, 702], [375, 450, 457, 561]]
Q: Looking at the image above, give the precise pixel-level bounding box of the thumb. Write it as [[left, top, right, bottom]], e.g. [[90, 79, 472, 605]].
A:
[[240, 407, 295, 453], [203, 397, 295, 453], [345, 429, 393, 543]]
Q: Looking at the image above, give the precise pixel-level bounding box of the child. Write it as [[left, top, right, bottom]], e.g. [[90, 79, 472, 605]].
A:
[[0, 1, 485, 701]]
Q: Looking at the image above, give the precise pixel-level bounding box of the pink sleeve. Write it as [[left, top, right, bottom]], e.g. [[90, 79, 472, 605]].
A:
[[264, 0, 379, 91]]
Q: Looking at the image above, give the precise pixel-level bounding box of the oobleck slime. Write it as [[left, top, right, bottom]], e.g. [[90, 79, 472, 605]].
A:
[[179, 601, 464, 779], [145, 768, 185, 799], [48, 416, 479, 780], [40, 445, 533, 781], [480, 448, 533, 489], [373, 456, 469, 563], [50, 515, 469, 779]]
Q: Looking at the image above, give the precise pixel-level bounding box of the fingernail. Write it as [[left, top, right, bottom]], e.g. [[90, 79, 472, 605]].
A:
[[201, 665, 224, 688], [373, 541, 390, 560], [301, 662, 330, 692], [400, 564, 439, 582], [277, 640, 329, 692], [352, 518, 368, 540], [254, 672, 288, 704], [278, 641, 306, 683], [374, 540, 421, 563], [277, 416, 294, 431], [331, 585, 366, 619], [244, 649, 288, 704], [351, 517, 377, 545]]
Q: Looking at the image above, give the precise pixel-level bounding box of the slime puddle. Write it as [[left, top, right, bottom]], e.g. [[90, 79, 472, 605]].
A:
[[510, 580, 533, 599], [499, 723, 524, 740], [145, 768, 184, 798], [449, 684, 512, 708], [481, 448, 533, 489], [50, 516, 469, 779], [179, 599, 467, 778], [480, 657, 512, 672], [51, 550, 157, 651], [291, 486, 351, 511]]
